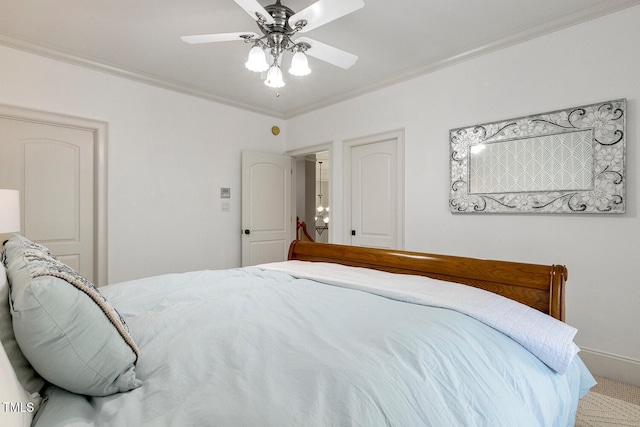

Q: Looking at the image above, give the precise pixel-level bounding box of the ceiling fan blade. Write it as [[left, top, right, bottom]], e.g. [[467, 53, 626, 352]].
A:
[[297, 37, 358, 69], [234, 0, 275, 25], [289, 0, 364, 33], [181, 32, 259, 44]]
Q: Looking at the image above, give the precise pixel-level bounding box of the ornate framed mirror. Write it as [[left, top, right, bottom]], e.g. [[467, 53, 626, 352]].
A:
[[449, 99, 626, 213]]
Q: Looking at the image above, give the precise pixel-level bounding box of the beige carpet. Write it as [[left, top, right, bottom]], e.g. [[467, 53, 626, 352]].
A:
[[575, 376, 640, 426]]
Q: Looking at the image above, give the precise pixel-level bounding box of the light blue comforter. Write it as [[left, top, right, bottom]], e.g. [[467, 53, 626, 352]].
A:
[[33, 266, 595, 427]]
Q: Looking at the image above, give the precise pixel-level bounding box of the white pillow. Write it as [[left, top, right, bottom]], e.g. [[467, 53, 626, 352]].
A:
[[0, 340, 35, 427]]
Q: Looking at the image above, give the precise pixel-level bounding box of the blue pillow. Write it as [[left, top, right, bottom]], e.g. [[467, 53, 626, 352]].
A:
[[4, 235, 141, 396]]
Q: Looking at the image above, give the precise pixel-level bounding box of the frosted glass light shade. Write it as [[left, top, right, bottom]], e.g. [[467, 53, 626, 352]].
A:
[[289, 51, 311, 76], [0, 189, 20, 233], [264, 64, 285, 88], [245, 46, 269, 72]]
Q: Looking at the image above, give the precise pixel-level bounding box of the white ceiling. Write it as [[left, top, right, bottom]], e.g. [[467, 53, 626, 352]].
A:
[[1, 0, 638, 118]]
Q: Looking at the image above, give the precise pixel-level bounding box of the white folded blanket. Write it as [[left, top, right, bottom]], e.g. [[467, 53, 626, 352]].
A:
[[258, 260, 579, 374]]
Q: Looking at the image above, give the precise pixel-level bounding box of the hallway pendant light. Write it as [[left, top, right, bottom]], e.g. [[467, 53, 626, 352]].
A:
[[315, 161, 329, 234]]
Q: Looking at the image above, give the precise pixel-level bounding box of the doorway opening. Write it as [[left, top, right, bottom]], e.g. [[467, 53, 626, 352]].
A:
[[294, 151, 330, 243]]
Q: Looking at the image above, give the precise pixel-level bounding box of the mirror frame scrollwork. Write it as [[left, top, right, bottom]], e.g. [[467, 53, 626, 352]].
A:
[[449, 99, 626, 213]]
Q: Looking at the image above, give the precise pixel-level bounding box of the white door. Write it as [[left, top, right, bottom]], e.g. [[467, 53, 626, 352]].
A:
[[0, 118, 96, 282], [241, 151, 293, 266], [349, 138, 402, 249]]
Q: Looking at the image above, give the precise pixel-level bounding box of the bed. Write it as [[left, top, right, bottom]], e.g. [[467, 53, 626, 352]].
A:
[[1, 236, 595, 427]]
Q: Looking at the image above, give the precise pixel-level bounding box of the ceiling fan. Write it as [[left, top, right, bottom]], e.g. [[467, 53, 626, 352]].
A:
[[181, 0, 364, 88]]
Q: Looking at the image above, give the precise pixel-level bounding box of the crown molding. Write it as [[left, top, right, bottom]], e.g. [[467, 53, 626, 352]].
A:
[[282, 0, 640, 118], [1, 0, 638, 120], [0, 34, 284, 119]]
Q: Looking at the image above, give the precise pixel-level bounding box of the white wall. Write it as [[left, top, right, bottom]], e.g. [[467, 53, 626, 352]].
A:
[[0, 4, 637, 385], [286, 6, 640, 384], [0, 45, 286, 283]]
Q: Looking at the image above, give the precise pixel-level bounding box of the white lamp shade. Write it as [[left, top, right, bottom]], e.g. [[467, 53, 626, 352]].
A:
[[264, 64, 285, 88], [0, 189, 20, 234], [245, 46, 269, 72], [289, 51, 311, 76]]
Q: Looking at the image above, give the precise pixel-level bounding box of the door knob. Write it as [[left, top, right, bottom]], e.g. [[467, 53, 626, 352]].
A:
[[244, 229, 250, 235]]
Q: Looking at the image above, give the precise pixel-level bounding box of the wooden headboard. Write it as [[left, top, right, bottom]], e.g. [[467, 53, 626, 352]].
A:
[[287, 241, 567, 321]]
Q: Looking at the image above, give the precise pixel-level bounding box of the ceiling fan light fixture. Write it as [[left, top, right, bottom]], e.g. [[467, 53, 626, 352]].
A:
[[181, 0, 364, 91], [264, 64, 285, 88], [289, 51, 311, 76], [245, 45, 269, 72]]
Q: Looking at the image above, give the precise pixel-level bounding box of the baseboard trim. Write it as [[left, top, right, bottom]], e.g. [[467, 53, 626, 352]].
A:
[[579, 347, 640, 387]]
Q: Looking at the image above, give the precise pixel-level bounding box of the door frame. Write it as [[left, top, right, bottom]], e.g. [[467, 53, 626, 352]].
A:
[[343, 129, 405, 249], [0, 104, 108, 285], [287, 142, 333, 243]]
